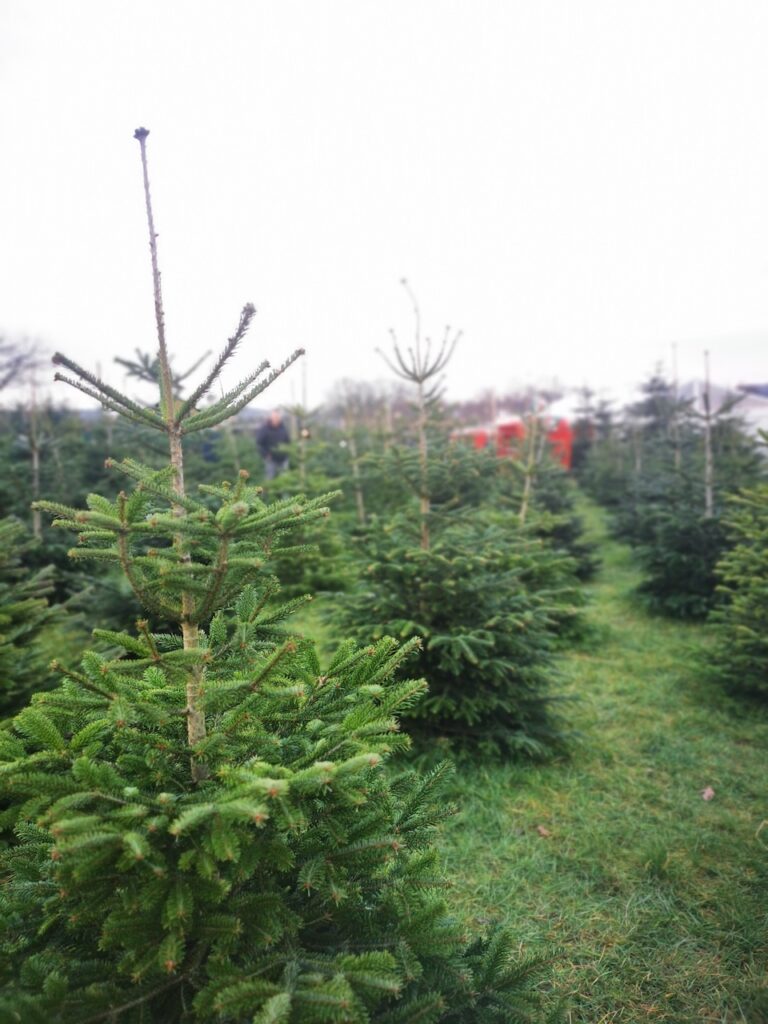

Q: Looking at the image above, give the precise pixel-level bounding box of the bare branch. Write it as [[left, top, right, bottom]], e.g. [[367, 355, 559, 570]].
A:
[[0, 337, 41, 392]]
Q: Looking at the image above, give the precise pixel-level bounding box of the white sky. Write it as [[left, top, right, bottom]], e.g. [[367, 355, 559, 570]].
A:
[[2, 0, 767, 411]]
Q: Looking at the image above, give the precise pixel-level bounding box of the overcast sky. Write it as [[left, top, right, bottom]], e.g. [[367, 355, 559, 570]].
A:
[[2, 1, 767, 411]]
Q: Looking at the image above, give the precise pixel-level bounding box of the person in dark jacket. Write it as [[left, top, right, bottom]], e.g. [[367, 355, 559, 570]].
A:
[[257, 409, 291, 479]]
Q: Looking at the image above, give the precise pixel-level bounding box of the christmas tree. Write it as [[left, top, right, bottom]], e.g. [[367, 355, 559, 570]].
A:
[[583, 370, 761, 619], [332, 284, 577, 755], [708, 437, 768, 699], [0, 517, 59, 715], [0, 129, 559, 1022]]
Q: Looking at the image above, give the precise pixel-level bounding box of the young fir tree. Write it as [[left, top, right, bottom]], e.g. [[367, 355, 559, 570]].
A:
[[0, 400, 145, 635], [0, 517, 60, 716], [575, 398, 626, 509], [333, 285, 574, 755], [259, 410, 352, 601], [589, 370, 761, 619], [0, 129, 559, 1022], [486, 410, 598, 589], [708, 439, 768, 699]]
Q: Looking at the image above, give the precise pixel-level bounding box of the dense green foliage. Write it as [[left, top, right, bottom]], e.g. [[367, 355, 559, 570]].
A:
[[0, 517, 60, 715], [329, 415, 588, 755], [709, 472, 768, 698], [0, 447, 557, 1020], [495, 459, 599, 585], [334, 510, 575, 755], [263, 434, 352, 601], [0, 130, 557, 1022], [578, 373, 762, 619], [0, 614, 554, 1022]]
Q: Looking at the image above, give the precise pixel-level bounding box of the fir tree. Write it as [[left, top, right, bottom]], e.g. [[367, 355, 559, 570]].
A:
[[376, 279, 461, 551], [333, 287, 577, 754], [0, 517, 59, 716], [585, 370, 762, 619], [0, 128, 559, 1022], [708, 441, 768, 699]]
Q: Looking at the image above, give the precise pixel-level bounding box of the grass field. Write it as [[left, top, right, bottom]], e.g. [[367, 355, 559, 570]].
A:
[[440, 512, 768, 1022]]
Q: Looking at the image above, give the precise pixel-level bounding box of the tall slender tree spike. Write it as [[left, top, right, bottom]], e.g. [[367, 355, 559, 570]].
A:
[[134, 126, 175, 422]]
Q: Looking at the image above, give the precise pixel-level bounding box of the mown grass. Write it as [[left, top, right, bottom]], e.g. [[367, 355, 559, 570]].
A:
[[442, 508, 768, 1022]]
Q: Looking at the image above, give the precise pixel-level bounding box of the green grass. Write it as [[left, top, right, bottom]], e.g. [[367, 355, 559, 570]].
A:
[[442, 508, 768, 1022], [290, 506, 768, 1019]]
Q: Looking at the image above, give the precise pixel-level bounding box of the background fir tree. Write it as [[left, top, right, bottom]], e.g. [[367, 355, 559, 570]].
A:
[[708, 440, 768, 699], [486, 414, 599, 587], [579, 368, 762, 619], [0, 127, 559, 1023], [331, 284, 580, 755], [0, 400, 144, 632], [258, 408, 352, 601], [0, 517, 61, 716]]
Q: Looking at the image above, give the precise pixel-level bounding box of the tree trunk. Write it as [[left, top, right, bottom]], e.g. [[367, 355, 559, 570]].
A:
[[168, 424, 209, 780], [417, 382, 430, 550], [344, 418, 367, 527], [703, 352, 714, 518]]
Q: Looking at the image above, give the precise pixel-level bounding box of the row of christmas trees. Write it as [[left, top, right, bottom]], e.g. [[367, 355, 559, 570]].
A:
[[1, 124, 766, 1019], [0, 128, 574, 1021], [573, 376, 768, 698]]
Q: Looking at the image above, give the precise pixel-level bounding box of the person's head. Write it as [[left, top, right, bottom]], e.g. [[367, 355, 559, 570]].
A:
[[268, 409, 283, 426]]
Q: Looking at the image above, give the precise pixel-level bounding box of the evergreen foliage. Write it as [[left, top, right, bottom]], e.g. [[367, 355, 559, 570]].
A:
[[0, 621, 556, 1022], [361, 434, 499, 521], [0, 128, 557, 1022], [629, 478, 728, 620], [580, 371, 762, 619], [334, 511, 571, 755], [493, 455, 599, 585], [0, 517, 60, 715], [329, 289, 583, 755], [708, 457, 768, 698], [261, 426, 352, 600]]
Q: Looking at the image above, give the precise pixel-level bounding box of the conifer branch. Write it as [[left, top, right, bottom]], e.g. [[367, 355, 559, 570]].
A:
[[115, 347, 211, 394], [182, 350, 305, 433], [180, 360, 272, 430], [136, 619, 161, 660], [51, 354, 165, 428], [106, 460, 205, 515], [176, 304, 257, 423], [79, 971, 193, 1023], [115, 533, 178, 620], [51, 376, 156, 428], [195, 538, 231, 623], [49, 661, 115, 700]]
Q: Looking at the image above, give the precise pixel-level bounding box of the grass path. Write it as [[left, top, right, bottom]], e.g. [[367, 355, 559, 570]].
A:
[[443, 509, 768, 1023]]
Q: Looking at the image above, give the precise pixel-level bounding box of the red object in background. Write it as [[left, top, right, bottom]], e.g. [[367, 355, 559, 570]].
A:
[[546, 418, 573, 469], [496, 420, 526, 456], [455, 418, 573, 469]]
